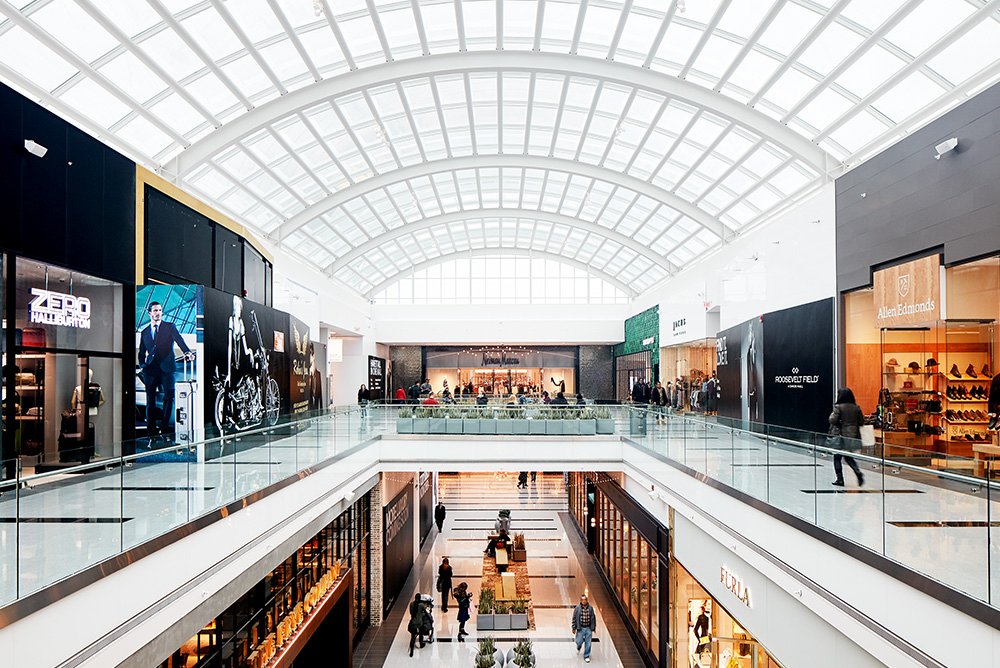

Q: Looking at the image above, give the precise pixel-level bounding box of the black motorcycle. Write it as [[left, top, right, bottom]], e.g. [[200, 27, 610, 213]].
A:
[[213, 310, 280, 434]]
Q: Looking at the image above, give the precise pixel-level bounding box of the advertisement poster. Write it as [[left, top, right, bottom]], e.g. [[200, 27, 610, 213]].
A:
[[715, 324, 742, 423], [289, 315, 311, 414], [368, 355, 386, 401], [383, 486, 414, 613], [742, 317, 764, 424], [135, 285, 204, 448], [202, 287, 290, 437], [418, 471, 433, 547]]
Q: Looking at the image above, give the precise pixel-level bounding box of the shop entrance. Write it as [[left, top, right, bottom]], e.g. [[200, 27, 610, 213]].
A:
[[615, 350, 652, 401]]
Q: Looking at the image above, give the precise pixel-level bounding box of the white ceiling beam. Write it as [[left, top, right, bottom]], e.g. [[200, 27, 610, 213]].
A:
[[275, 154, 725, 239], [319, 0, 357, 70], [166, 51, 828, 177], [209, 0, 286, 94], [266, 0, 320, 80], [325, 208, 678, 275], [679, 0, 733, 79], [361, 247, 639, 299]]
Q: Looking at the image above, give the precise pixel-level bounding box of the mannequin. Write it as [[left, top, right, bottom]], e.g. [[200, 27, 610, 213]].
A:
[[71, 368, 105, 417]]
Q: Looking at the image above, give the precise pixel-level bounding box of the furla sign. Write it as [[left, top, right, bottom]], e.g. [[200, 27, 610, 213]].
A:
[[720, 565, 752, 608], [873, 255, 940, 326]]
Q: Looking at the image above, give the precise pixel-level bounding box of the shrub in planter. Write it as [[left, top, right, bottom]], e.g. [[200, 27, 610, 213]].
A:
[[545, 412, 564, 435], [477, 589, 495, 631], [507, 639, 535, 666], [429, 413, 447, 434], [496, 410, 513, 435], [480, 418, 498, 435], [446, 409, 464, 434], [413, 417, 430, 433], [528, 418, 546, 435], [512, 417, 530, 434], [563, 418, 581, 435], [595, 407, 615, 434], [396, 407, 414, 434], [578, 409, 597, 435], [493, 601, 511, 630], [464, 418, 481, 435], [512, 532, 526, 562], [477, 636, 503, 667], [509, 599, 529, 631]]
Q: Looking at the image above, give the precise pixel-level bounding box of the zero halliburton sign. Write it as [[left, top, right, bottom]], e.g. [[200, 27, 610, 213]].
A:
[[873, 255, 941, 326], [29, 288, 92, 329]]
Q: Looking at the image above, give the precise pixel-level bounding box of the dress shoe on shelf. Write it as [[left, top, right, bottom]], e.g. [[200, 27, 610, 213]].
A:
[[967, 364, 978, 378], [946, 409, 955, 420], [970, 386, 980, 399], [946, 386, 955, 400], [990, 415, 999, 431], [951, 364, 963, 378], [983, 365, 992, 377]]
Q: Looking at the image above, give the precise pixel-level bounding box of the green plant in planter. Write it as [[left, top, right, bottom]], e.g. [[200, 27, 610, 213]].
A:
[[513, 532, 525, 550], [475, 654, 496, 668], [478, 635, 497, 656], [493, 600, 509, 614], [478, 587, 495, 614], [512, 638, 534, 666], [510, 599, 527, 614], [399, 407, 413, 418]]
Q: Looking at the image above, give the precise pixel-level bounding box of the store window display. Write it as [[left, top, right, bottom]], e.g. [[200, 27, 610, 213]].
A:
[[661, 340, 718, 412]]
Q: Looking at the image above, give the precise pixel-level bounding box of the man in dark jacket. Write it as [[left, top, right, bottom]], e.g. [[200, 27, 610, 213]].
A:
[[572, 594, 598, 662], [434, 502, 446, 532], [830, 387, 865, 487], [138, 301, 194, 437]]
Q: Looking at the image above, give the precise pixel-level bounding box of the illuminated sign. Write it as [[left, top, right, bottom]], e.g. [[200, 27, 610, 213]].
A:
[[29, 288, 91, 329], [720, 565, 752, 608]]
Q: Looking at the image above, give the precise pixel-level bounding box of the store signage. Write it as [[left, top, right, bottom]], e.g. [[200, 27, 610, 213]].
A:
[[642, 336, 655, 346], [716, 336, 728, 366], [773, 366, 820, 389], [482, 351, 521, 366], [873, 255, 940, 326], [29, 288, 91, 329], [720, 565, 752, 608], [385, 490, 410, 545]]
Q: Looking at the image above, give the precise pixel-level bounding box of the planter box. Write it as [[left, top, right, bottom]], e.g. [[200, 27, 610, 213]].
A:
[[480, 419, 497, 435], [446, 418, 463, 434], [413, 418, 430, 434], [563, 420, 581, 435], [429, 418, 447, 434], [477, 613, 495, 631], [545, 420, 564, 435], [512, 547, 526, 562], [494, 613, 512, 630], [496, 419, 513, 435], [596, 419, 615, 434], [396, 418, 413, 434], [511, 419, 530, 435], [578, 419, 597, 435], [464, 419, 481, 435], [528, 419, 546, 435]]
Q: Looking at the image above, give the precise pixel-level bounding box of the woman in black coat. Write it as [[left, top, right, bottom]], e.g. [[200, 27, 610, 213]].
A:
[[437, 557, 453, 611], [829, 387, 865, 487], [453, 582, 472, 640]]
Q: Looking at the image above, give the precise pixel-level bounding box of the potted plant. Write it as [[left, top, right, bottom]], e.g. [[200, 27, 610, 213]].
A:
[[511, 532, 526, 562], [396, 407, 414, 434], [507, 639, 535, 666], [595, 406, 615, 434], [496, 409, 513, 435], [545, 409, 565, 435], [477, 588, 495, 631], [447, 407, 464, 434], [528, 408, 546, 435], [511, 408, 530, 434], [477, 636, 503, 667], [464, 410, 481, 435], [429, 407, 447, 434], [509, 599, 529, 631], [480, 410, 498, 434], [578, 407, 597, 435], [563, 409, 581, 435], [493, 600, 511, 630], [413, 406, 430, 433]]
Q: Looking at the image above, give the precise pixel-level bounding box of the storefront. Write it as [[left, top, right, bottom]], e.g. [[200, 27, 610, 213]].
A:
[[568, 472, 668, 667], [4, 256, 126, 469], [614, 305, 660, 400], [843, 253, 998, 461], [659, 304, 720, 412], [157, 491, 372, 667], [423, 345, 577, 397]]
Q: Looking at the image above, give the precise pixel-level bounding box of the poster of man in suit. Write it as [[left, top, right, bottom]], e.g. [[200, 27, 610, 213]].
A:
[[136, 285, 204, 444]]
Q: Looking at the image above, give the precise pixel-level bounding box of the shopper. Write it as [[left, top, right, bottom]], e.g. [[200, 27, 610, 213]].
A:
[[693, 605, 711, 654], [434, 501, 447, 532], [572, 593, 598, 663], [395, 387, 406, 403], [576, 393, 586, 405], [484, 528, 510, 557], [423, 391, 440, 405], [476, 388, 488, 406], [357, 384, 369, 404], [407, 381, 420, 404], [551, 391, 568, 405], [829, 387, 865, 487], [437, 557, 453, 612], [517, 471, 528, 488], [453, 582, 472, 641], [542, 391, 551, 404], [407, 593, 426, 656], [419, 378, 432, 397]]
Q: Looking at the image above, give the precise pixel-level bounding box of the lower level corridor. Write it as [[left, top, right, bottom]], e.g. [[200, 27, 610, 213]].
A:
[[374, 472, 637, 667]]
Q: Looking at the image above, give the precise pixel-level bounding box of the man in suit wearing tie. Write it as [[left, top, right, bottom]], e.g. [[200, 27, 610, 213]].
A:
[[138, 301, 194, 437]]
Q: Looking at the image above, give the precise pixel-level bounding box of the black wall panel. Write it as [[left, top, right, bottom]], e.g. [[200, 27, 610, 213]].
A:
[[837, 80, 1000, 291], [244, 245, 266, 303], [383, 486, 414, 614], [214, 225, 242, 295], [146, 186, 214, 286]]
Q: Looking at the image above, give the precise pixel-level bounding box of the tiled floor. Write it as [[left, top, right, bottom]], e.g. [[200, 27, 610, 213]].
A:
[[362, 472, 634, 667]]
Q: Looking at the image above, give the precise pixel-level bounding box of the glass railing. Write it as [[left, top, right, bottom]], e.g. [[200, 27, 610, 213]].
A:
[[0, 404, 393, 607], [620, 405, 1000, 608]]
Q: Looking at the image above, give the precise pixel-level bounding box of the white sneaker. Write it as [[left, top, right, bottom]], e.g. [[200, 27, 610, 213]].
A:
[[585, 658, 590, 663]]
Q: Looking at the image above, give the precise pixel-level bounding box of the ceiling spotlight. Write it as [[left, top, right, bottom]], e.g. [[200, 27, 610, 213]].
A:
[[24, 139, 47, 158], [312, 0, 323, 18], [934, 137, 958, 160], [677, 0, 687, 13]]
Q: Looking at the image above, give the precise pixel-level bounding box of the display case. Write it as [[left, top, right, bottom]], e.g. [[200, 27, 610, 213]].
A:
[[14, 353, 44, 456], [939, 320, 994, 454]]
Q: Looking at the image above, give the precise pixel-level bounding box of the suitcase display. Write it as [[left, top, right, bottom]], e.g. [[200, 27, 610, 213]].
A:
[[174, 357, 198, 444]]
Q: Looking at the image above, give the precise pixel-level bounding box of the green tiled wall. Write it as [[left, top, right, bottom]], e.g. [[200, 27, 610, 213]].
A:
[[613, 305, 659, 368]]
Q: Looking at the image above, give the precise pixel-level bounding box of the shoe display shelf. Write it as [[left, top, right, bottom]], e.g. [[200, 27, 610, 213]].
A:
[[879, 327, 942, 457], [938, 320, 994, 457]]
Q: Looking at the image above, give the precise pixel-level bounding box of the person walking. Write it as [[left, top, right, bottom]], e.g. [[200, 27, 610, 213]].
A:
[[357, 384, 369, 404], [407, 593, 426, 657], [572, 593, 598, 663], [437, 557, 453, 612], [434, 501, 447, 532], [453, 582, 472, 641], [829, 387, 865, 487], [517, 471, 528, 488]]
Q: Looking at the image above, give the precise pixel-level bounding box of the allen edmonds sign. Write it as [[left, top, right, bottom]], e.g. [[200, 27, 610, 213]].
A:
[[873, 255, 940, 326]]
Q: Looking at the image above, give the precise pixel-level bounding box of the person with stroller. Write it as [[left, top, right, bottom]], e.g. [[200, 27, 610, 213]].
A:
[[407, 593, 427, 657]]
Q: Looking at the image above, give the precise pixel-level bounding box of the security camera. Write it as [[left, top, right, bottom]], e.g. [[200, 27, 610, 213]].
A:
[[24, 139, 47, 158], [934, 137, 958, 160]]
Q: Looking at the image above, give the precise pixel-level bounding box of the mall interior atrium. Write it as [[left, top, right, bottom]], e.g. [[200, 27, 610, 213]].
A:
[[0, 1, 999, 666]]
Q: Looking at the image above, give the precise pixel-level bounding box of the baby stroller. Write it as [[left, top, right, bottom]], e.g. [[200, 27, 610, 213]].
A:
[[420, 593, 435, 642]]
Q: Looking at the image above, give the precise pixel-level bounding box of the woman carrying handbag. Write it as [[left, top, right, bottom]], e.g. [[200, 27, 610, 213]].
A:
[[829, 387, 865, 487]]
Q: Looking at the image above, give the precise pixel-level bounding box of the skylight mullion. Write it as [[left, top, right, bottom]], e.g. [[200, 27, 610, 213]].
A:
[[679, 0, 734, 79], [673, 122, 734, 194], [818, 2, 998, 142], [205, 158, 285, 222], [663, 228, 702, 261], [428, 77, 453, 158], [426, 177, 447, 218], [475, 168, 484, 209], [633, 204, 666, 243], [497, 73, 504, 154], [145, 0, 252, 109], [748, 0, 851, 106], [403, 181, 429, 219], [533, 0, 546, 51], [518, 167, 528, 209], [453, 0, 467, 53], [573, 80, 604, 161], [643, 3, 679, 68], [238, 142, 307, 208], [556, 173, 577, 213], [496, 0, 503, 50], [363, 90, 403, 169], [266, 0, 320, 80], [715, 157, 794, 220], [0, 4, 187, 145], [523, 73, 536, 154], [597, 243, 624, 274], [328, 99, 378, 173], [606, 0, 633, 60], [268, 125, 331, 196], [452, 172, 465, 211], [692, 139, 764, 206], [298, 229, 337, 269], [394, 86, 429, 161], [570, 0, 589, 55], [649, 109, 703, 187], [568, 230, 592, 260], [74, 0, 219, 127], [374, 191, 408, 231], [463, 73, 477, 156], [623, 97, 669, 172], [363, 0, 393, 61], [714, 0, 788, 90], [319, 0, 357, 70], [598, 89, 638, 166], [410, 0, 429, 55], [589, 185, 618, 224], [611, 192, 641, 232], [548, 76, 571, 156], [209, 0, 286, 94], [296, 111, 355, 187], [343, 202, 382, 240]]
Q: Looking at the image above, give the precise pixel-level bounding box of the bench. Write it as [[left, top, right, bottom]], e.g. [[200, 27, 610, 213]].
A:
[[973, 443, 1000, 478], [495, 548, 509, 572]]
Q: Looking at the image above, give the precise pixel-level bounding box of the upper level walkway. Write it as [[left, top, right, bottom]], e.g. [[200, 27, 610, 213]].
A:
[[0, 403, 998, 666]]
